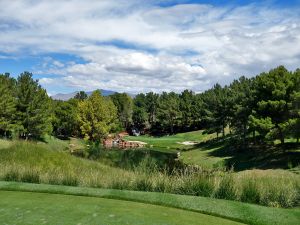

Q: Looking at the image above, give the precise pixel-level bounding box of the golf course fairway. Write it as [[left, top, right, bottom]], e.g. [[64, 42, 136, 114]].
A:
[[0, 190, 244, 225]]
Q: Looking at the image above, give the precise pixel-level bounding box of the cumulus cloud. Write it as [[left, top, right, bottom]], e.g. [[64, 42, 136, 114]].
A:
[[0, 0, 299, 93]]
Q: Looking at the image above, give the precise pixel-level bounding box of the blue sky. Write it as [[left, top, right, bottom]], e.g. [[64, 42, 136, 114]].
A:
[[0, 0, 300, 95]]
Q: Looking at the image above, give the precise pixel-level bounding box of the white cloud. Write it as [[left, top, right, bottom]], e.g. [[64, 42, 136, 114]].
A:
[[0, 0, 299, 93]]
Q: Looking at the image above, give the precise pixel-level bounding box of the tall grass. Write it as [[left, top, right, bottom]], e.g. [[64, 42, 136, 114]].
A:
[[0, 141, 299, 208]]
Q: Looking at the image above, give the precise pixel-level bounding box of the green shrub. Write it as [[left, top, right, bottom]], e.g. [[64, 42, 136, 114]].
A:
[[133, 176, 153, 192], [109, 179, 131, 190], [192, 176, 215, 197], [21, 170, 40, 183], [61, 174, 79, 186], [240, 180, 260, 204], [215, 175, 237, 200], [260, 182, 298, 208], [4, 170, 20, 182]]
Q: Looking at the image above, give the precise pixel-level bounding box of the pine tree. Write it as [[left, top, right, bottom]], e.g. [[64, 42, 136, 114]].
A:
[[110, 93, 133, 129], [16, 72, 52, 139], [180, 90, 194, 130], [0, 73, 16, 137], [145, 92, 159, 127], [158, 92, 181, 134], [250, 66, 293, 144]]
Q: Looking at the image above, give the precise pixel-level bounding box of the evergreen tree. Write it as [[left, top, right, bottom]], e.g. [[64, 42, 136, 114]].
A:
[[16, 72, 52, 139], [229, 76, 255, 146], [157, 92, 181, 134], [0, 73, 16, 136], [145, 92, 159, 126], [132, 93, 149, 129], [179, 90, 194, 130], [74, 91, 88, 100], [250, 66, 293, 144], [110, 93, 133, 129]]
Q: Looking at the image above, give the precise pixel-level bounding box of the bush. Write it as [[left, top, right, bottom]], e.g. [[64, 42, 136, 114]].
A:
[[240, 180, 260, 204], [260, 182, 298, 208], [61, 174, 79, 186], [21, 170, 40, 183], [4, 169, 20, 182], [133, 176, 153, 192], [215, 174, 237, 200]]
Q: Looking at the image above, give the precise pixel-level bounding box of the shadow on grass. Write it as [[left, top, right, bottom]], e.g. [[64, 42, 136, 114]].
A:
[[187, 137, 300, 171]]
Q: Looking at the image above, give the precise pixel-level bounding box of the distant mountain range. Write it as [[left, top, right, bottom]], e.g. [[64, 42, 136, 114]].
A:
[[51, 89, 117, 101]]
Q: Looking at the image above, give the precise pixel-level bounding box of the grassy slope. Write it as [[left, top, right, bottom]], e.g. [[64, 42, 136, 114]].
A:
[[0, 190, 243, 225], [125, 131, 300, 171], [125, 131, 232, 169], [0, 181, 299, 225], [0, 140, 135, 187]]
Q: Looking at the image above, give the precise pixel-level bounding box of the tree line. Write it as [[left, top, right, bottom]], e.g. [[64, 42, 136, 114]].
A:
[[0, 66, 299, 145]]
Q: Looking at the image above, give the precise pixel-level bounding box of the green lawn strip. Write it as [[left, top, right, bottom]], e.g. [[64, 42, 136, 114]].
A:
[[124, 130, 212, 151], [0, 181, 299, 225], [0, 190, 243, 225]]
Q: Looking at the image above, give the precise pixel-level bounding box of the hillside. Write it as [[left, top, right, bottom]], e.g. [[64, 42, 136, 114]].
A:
[[0, 136, 299, 209]]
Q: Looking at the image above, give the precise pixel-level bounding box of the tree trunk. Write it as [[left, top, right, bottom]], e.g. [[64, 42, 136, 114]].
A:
[[170, 121, 174, 134], [222, 124, 225, 138], [243, 123, 247, 149], [278, 126, 285, 145]]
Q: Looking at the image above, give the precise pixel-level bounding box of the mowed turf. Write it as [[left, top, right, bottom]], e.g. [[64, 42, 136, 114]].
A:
[[0, 191, 244, 225], [124, 130, 215, 152], [1, 181, 299, 225]]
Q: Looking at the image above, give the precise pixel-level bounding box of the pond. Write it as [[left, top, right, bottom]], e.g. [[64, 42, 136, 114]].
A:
[[88, 146, 184, 173]]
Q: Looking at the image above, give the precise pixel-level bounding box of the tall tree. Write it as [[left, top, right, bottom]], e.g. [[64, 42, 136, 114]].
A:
[[287, 69, 300, 142], [0, 73, 16, 136], [158, 92, 181, 134], [180, 90, 194, 130], [16, 72, 52, 139], [110, 93, 133, 129], [52, 99, 79, 137], [132, 93, 149, 129], [77, 90, 117, 141], [74, 91, 88, 100], [201, 84, 232, 138], [250, 66, 293, 144], [145, 92, 159, 126], [229, 76, 255, 146]]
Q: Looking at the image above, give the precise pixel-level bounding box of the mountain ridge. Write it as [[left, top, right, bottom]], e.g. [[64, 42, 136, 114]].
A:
[[51, 89, 117, 101]]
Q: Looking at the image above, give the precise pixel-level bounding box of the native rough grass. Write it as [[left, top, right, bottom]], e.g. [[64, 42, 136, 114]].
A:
[[0, 140, 299, 208]]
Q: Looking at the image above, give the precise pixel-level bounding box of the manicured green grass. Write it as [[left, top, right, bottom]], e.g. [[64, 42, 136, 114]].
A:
[[180, 142, 229, 169], [126, 131, 300, 172], [0, 181, 299, 225], [0, 190, 244, 225], [124, 130, 215, 152]]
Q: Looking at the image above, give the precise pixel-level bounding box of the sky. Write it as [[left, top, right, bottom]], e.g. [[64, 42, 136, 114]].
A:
[[0, 0, 300, 95]]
